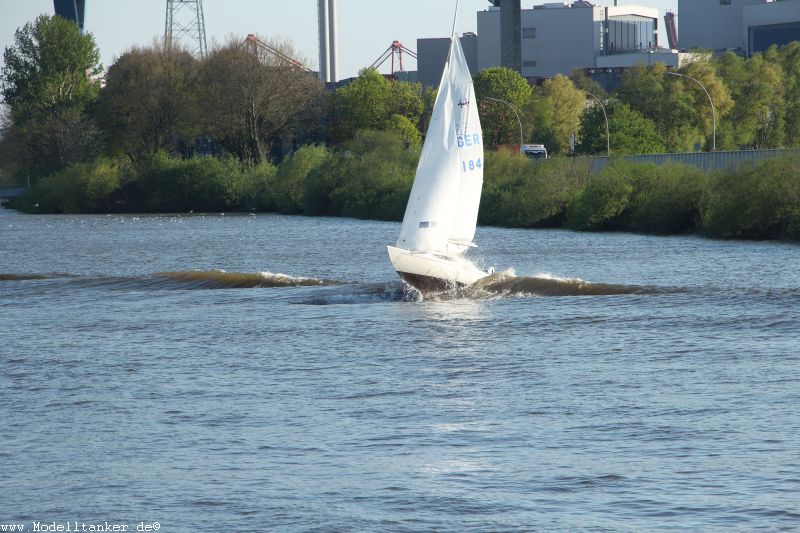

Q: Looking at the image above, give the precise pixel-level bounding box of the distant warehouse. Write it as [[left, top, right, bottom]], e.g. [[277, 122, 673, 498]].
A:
[[679, 0, 800, 57], [417, 1, 680, 90], [412, 0, 800, 90]]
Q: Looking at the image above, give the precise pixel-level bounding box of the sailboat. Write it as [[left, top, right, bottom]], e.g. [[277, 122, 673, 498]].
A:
[[387, 12, 490, 293]]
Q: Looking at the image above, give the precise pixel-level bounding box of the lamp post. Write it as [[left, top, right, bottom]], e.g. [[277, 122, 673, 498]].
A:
[[581, 90, 610, 156], [665, 70, 716, 151], [480, 96, 524, 149]]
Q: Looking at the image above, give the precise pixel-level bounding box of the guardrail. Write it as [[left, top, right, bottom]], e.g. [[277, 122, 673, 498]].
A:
[[586, 148, 800, 173]]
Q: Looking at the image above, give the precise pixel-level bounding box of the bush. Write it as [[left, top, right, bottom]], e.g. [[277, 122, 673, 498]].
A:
[[628, 162, 707, 234], [566, 161, 634, 230], [326, 129, 417, 220], [701, 155, 800, 240], [479, 150, 531, 226], [480, 152, 590, 227], [242, 160, 278, 211], [28, 157, 124, 213], [270, 144, 330, 213], [124, 151, 276, 213]]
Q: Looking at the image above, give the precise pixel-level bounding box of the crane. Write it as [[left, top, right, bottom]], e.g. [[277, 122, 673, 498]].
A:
[[369, 41, 417, 76], [242, 34, 314, 72]]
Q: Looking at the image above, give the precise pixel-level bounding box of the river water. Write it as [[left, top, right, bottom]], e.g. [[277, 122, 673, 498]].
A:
[[1, 208, 799, 532]]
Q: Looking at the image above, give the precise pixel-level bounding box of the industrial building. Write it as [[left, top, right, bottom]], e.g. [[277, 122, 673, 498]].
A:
[[416, 33, 479, 87], [678, 0, 800, 57], [477, 1, 671, 79]]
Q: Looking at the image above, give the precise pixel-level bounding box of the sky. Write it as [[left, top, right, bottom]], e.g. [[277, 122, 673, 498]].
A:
[[1, 0, 677, 80]]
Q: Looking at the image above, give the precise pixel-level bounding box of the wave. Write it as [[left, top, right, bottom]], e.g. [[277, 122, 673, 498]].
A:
[[151, 270, 339, 289], [299, 282, 422, 305], [2, 268, 672, 298], [2, 270, 340, 290], [466, 269, 665, 298]]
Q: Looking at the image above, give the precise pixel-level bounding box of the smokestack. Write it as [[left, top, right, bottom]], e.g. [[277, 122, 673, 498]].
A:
[[328, 0, 338, 82], [318, 0, 329, 82], [500, 0, 521, 73], [664, 11, 678, 49]]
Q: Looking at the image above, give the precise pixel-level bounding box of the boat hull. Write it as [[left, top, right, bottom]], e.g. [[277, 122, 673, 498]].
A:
[[387, 245, 487, 292]]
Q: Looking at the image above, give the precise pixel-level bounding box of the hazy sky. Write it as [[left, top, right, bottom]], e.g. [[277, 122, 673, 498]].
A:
[[1, 0, 678, 80]]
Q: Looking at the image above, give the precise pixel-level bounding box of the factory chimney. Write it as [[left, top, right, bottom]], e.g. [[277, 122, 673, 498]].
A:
[[318, 0, 338, 83], [490, 0, 521, 73]]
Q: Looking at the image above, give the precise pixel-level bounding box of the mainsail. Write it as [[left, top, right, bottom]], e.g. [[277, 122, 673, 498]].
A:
[[396, 33, 483, 256]]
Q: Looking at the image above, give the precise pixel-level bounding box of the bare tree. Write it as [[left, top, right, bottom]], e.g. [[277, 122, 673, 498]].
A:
[[196, 36, 325, 164]]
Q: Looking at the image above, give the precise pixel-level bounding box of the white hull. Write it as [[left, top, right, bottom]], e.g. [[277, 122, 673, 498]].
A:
[[387, 245, 488, 291]]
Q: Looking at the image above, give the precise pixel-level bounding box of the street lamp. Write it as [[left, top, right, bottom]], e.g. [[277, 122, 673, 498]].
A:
[[581, 90, 610, 157], [665, 70, 716, 151], [480, 96, 524, 149]]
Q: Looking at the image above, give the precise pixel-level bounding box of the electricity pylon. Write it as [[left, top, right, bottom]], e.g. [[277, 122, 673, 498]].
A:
[[165, 0, 208, 59]]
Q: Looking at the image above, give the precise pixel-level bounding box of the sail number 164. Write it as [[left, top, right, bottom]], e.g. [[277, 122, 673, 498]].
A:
[[462, 158, 482, 172]]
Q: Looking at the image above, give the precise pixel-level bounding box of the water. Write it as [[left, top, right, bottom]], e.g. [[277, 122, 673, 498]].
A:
[[2, 208, 799, 532]]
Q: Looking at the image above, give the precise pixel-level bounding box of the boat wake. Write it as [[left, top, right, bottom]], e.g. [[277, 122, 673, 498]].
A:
[[299, 283, 423, 305], [466, 269, 663, 297], [1, 270, 340, 290], [2, 268, 669, 300], [150, 270, 339, 289]]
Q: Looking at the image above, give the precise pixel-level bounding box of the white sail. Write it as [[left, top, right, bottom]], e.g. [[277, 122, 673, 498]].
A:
[[396, 34, 483, 256]]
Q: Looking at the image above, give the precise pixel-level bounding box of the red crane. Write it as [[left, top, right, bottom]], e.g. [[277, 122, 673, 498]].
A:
[[242, 34, 314, 72], [369, 41, 417, 75]]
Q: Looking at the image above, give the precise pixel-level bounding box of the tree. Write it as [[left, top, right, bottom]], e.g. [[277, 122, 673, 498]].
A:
[[99, 44, 198, 160], [197, 37, 325, 164], [473, 67, 532, 149], [577, 100, 665, 155], [776, 42, 800, 147], [330, 68, 391, 144], [1, 15, 102, 119], [329, 68, 427, 145], [530, 74, 585, 155], [570, 68, 605, 97], [388, 114, 422, 147], [679, 60, 733, 149], [0, 15, 103, 177], [389, 79, 426, 128], [616, 63, 720, 152], [715, 51, 784, 149]]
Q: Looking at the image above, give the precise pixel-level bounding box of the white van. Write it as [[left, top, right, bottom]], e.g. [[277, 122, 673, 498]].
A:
[[520, 144, 548, 160]]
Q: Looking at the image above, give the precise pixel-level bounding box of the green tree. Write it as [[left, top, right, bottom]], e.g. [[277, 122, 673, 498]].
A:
[[678, 61, 733, 150], [329, 68, 426, 145], [388, 114, 422, 147], [99, 45, 198, 160], [614, 63, 692, 151], [777, 42, 800, 147], [473, 67, 532, 149], [0, 15, 103, 177], [715, 51, 784, 149], [330, 68, 391, 143], [530, 74, 585, 155], [570, 68, 605, 97], [389, 79, 426, 128], [577, 100, 665, 155], [1, 15, 102, 118]]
